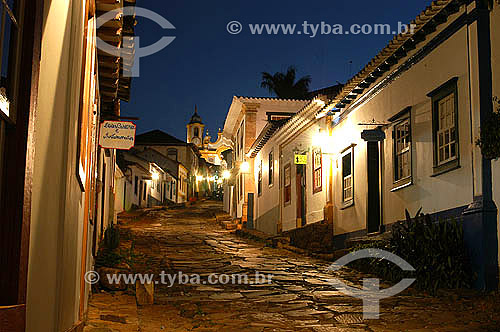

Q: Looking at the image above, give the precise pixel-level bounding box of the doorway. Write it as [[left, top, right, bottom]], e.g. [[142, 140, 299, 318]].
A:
[[366, 141, 381, 234], [296, 164, 306, 227]]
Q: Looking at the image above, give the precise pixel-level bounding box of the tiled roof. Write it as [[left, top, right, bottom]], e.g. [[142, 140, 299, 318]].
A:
[[318, 0, 464, 118], [135, 130, 187, 146], [96, 0, 137, 113], [306, 84, 344, 100], [247, 118, 291, 158], [234, 96, 310, 102]]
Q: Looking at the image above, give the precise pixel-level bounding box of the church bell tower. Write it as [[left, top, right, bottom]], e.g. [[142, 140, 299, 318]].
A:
[[186, 105, 205, 148]]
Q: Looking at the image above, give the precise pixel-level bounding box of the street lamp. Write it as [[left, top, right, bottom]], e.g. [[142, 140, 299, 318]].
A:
[[222, 170, 231, 179], [313, 128, 334, 154], [240, 161, 250, 174]]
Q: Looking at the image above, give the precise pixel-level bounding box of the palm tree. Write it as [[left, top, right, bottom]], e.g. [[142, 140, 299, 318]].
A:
[[260, 66, 311, 99]]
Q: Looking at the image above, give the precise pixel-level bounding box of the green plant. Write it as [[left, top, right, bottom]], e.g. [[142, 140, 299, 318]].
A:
[[392, 210, 472, 292], [104, 223, 120, 250], [349, 209, 473, 294], [476, 97, 500, 160], [95, 247, 123, 268]]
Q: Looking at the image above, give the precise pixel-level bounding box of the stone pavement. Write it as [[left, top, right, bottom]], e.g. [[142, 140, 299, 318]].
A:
[[85, 201, 500, 332]]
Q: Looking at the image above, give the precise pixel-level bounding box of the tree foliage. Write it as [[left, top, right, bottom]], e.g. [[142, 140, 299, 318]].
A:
[[260, 66, 311, 99]]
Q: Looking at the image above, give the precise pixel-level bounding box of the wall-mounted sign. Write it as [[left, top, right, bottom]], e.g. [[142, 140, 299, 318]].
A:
[[361, 128, 386, 142], [99, 121, 136, 150], [294, 154, 307, 165]]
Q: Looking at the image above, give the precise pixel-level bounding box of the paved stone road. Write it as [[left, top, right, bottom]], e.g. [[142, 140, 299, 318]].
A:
[[85, 201, 500, 332]]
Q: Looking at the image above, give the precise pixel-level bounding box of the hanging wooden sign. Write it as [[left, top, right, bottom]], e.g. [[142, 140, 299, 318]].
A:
[[99, 121, 136, 150]]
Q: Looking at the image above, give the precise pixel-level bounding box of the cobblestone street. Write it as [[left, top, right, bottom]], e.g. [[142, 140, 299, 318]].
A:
[[85, 201, 500, 332]]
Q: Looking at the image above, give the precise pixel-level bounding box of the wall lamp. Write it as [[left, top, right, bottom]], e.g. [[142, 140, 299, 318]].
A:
[[240, 161, 250, 174]]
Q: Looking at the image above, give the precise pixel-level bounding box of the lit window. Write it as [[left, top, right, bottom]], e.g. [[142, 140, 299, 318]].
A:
[[284, 164, 291, 206], [342, 148, 354, 204], [428, 77, 460, 175], [436, 93, 457, 165], [268, 150, 274, 186], [258, 160, 262, 196], [312, 147, 322, 194], [394, 118, 411, 182]]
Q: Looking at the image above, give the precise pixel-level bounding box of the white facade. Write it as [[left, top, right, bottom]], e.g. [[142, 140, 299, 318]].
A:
[[222, 97, 309, 223], [252, 101, 328, 234], [331, 21, 473, 237], [243, 1, 500, 289]]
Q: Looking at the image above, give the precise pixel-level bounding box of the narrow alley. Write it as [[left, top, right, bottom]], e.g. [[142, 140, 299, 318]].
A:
[[84, 201, 500, 332]]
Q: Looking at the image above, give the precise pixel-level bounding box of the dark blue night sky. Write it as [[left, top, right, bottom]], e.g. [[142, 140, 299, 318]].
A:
[[121, 1, 429, 141]]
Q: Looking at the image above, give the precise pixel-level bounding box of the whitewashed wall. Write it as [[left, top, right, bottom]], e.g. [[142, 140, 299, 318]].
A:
[[279, 120, 329, 232], [329, 23, 473, 237], [114, 174, 134, 213], [254, 140, 280, 234]]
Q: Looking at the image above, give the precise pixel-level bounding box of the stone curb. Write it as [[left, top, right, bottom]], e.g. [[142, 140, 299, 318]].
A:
[[234, 228, 351, 262]]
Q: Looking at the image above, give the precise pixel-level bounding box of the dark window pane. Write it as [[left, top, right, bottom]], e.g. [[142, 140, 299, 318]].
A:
[[342, 152, 351, 178]]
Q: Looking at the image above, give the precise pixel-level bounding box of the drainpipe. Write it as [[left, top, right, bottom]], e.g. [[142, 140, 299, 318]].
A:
[[463, 0, 498, 291]]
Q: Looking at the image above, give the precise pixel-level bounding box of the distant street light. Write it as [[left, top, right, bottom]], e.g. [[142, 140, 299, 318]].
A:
[[222, 170, 231, 179], [196, 175, 204, 182], [313, 128, 334, 154], [240, 161, 250, 174]]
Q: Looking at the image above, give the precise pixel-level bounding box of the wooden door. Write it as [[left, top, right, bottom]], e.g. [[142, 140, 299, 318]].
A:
[[366, 142, 381, 234], [296, 165, 306, 227]]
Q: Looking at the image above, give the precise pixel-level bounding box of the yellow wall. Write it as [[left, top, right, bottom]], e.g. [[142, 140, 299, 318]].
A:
[[27, 0, 89, 330]]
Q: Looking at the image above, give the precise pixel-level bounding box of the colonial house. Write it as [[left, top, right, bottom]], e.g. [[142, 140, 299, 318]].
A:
[[0, 0, 138, 331], [135, 129, 200, 200], [134, 147, 180, 203], [222, 97, 309, 224], [239, 0, 500, 291], [115, 149, 178, 209], [250, 99, 329, 234]]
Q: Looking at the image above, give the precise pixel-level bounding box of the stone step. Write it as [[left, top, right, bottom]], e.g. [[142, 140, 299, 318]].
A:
[[344, 232, 392, 249], [224, 222, 237, 230], [215, 213, 233, 222]]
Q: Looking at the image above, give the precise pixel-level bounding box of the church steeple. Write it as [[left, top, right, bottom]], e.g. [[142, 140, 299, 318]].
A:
[[189, 105, 203, 125], [186, 105, 205, 147]]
